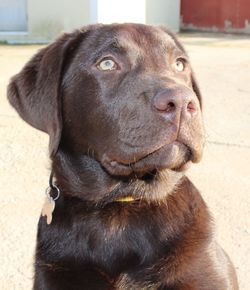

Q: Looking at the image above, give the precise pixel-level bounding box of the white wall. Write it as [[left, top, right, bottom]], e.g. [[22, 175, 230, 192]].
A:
[[27, 0, 91, 40], [146, 0, 180, 32], [0, 0, 180, 43], [0, 0, 92, 43], [97, 0, 146, 24], [97, 0, 180, 30]]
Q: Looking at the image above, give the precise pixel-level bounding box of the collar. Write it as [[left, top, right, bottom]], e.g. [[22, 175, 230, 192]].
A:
[[114, 196, 136, 202], [49, 172, 137, 203]]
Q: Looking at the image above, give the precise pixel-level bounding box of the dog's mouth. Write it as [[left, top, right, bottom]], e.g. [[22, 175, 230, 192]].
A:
[[101, 141, 193, 178]]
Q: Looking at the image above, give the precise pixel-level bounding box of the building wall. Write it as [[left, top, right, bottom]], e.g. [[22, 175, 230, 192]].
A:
[[0, 0, 92, 43], [97, 0, 180, 31], [0, 0, 180, 43], [97, 0, 146, 24], [146, 0, 180, 32], [181, 0, 250, 34], [27, 0, 91, 40], [0, 0, 27, 31]]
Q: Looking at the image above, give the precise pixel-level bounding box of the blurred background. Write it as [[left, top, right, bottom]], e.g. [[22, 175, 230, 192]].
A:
[[0, 0, 249, 289], [0, 0, 250, 43]]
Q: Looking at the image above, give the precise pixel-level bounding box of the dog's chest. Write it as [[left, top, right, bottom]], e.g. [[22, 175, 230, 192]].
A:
[[37, 201, 179, 277]]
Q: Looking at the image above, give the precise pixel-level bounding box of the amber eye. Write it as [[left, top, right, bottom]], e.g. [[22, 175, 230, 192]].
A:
[[174, 59, 185, 72], [97, 58, 117, 71]]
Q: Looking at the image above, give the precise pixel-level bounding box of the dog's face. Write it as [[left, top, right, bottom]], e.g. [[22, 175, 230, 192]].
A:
[[8, 24, 204, 200], [62, 24, 204, 175]]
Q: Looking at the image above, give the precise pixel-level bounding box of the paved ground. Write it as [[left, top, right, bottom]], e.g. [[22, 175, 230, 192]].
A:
[[0, 33, 249, 289]]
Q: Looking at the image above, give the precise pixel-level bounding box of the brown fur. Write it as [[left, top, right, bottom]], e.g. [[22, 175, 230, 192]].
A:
[[7, 23, 238, 289]]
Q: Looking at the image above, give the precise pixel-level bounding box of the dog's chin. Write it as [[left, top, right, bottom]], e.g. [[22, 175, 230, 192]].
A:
[[98, 142, 194, 203], [101, 141, 192, 178], [99, 168, 184, 204]]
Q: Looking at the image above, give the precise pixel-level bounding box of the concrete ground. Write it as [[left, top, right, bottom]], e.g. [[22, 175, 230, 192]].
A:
[[0, 33, 249, 289]]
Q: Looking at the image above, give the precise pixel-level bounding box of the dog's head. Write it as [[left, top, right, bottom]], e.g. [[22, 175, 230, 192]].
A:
[[8, 24, 204, 201]]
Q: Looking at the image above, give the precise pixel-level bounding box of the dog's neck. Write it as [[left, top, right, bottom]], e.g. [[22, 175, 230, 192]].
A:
[[52, 149, 184, 204], [48, 151, 211, 279]]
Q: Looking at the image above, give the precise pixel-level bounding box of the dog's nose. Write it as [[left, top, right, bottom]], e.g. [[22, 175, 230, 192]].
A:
[[153, 88, 198, 118]]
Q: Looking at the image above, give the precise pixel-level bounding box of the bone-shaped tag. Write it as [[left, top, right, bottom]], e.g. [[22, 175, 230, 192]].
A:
[[41, 196, 55, 225]]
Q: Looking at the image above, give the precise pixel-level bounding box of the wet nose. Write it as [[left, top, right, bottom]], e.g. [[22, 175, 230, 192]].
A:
[[153, 88, 198, 118]]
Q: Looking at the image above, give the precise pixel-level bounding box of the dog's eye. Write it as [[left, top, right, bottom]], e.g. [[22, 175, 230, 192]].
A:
[[174, 59, 185, 72], [97, 58, 117, 71]]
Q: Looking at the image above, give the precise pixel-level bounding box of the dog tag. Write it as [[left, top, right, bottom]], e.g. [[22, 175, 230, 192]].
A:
[[41, 195, 55, 225]]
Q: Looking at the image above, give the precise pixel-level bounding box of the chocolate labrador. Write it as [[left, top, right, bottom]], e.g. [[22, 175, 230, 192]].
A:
[[7, 24, 238, 290]]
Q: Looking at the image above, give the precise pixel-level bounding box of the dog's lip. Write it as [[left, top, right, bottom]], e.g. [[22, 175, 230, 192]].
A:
[[109, 143, 167, 167], [101, 141, 193, 176]]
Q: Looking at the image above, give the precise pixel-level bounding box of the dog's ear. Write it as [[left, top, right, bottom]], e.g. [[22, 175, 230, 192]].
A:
[[7, 30, 83, 156]]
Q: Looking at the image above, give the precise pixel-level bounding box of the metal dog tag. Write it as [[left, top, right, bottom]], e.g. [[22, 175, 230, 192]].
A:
[[42, 195, 55, 225], [41, 180, 60, 225]]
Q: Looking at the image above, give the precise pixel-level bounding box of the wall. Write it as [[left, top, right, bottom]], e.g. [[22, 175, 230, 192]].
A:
[[181, 0, 250, 34], [97, 0, 146, 24], [0, 0, 180, 43], [97, 0, 180, 31], [146, 0, 180, 32], [0, 0, 91, 43]]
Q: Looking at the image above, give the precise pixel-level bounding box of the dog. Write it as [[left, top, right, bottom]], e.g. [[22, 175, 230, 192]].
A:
[[7, 23, 238, 290]]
